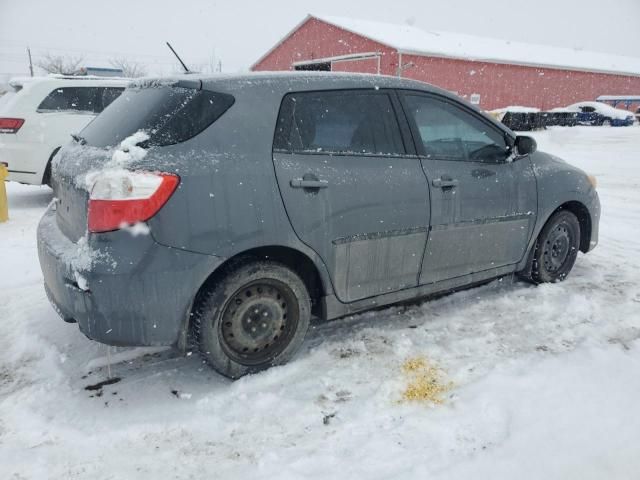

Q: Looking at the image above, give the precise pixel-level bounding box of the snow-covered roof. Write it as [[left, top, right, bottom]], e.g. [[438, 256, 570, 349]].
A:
[[263, 14, 640, 77], [596, 95, 640, 101]]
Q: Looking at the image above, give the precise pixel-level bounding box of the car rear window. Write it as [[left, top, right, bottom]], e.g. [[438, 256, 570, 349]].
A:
[[274, 90, 405, 156], [80, 86, 235, 148]]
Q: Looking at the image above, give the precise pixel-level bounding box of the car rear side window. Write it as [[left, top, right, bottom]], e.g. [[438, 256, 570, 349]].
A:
[[80, 86, 235, 148], [274, 90, 405, 155], [37, 87, 99, 113]]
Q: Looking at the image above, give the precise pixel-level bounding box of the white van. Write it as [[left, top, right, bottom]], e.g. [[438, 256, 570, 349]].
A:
[[0, 75, 128, 185]]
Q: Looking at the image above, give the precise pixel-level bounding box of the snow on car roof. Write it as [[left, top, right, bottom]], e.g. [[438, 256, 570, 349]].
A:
[[491, 106, 541, 113], [305, 14, 640, 77], [565, 101, 634, 119]]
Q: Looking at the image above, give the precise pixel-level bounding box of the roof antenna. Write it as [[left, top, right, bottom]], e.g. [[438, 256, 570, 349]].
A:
[[166, 42, 191, 73]]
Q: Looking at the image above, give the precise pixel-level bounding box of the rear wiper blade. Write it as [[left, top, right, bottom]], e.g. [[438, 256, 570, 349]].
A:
[[71, 133, 86, 145]]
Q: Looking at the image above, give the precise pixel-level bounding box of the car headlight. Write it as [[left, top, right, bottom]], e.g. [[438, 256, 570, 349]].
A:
[[587, 174, 597, 189]]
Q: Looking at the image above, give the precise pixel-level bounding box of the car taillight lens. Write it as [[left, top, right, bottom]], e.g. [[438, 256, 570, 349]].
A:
[[87, 170, 179, 233], [0, 118, 24, 133]]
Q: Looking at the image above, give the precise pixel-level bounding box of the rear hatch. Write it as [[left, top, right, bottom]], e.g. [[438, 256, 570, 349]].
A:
[[53, 79, 234, 242]]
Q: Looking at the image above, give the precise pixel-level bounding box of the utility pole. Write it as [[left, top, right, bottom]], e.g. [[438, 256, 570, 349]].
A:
[[27, 47, 34, 77], [217, 60, 222, 73]]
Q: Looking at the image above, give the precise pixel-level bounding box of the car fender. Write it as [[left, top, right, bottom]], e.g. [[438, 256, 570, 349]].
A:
[[517, 150, 600, 271]]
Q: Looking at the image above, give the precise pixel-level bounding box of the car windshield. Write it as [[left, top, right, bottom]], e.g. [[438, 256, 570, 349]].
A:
[[80, 85, 234, 148]]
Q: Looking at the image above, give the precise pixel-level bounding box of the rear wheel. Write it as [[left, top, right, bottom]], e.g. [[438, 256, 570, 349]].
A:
[[193, 260, 311, 379], [529, 210, 581, 283], [42, 147, 60, 188]]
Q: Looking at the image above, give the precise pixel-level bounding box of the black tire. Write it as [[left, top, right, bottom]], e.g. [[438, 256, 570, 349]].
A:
[[42, 147, 60, 188], [42, 159, 53, 188], [601, 118, 612, 127], [529, 210, 581, 284], [192, 260, 311, 379]]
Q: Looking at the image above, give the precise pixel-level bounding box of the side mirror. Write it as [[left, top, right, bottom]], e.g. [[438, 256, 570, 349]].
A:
[[515, 135, 537, 156]]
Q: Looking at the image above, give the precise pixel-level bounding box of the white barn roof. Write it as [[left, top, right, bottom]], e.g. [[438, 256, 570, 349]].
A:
[[285, 14, 640, 77]]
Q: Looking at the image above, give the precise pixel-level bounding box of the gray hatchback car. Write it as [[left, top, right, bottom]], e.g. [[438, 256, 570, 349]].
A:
[[38, 73, 600, 378]]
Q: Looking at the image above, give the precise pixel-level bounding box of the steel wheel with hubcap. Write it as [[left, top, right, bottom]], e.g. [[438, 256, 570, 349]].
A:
[[193, 260, 311, 379], [531, 210, 581, 283]]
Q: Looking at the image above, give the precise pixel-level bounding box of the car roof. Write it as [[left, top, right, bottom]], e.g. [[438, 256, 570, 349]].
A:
[[128, 71, 513, 137]]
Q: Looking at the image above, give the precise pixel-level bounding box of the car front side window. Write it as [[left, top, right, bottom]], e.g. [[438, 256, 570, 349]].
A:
[[403, 94, 509, 163]]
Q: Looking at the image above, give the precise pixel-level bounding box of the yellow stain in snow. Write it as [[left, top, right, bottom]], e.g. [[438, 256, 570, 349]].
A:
[[401, 356, 453, 404]]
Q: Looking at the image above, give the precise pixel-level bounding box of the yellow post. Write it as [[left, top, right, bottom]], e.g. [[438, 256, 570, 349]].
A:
[[0, 162, 8, 223]]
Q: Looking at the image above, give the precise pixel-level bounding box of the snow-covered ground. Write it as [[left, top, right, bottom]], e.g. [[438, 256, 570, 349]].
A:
[[1, 126, 639, 479]]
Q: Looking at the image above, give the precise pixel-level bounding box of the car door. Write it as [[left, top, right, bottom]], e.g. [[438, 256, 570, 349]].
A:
[[272, 89, 430, 302], [399, 92, 537, 284]]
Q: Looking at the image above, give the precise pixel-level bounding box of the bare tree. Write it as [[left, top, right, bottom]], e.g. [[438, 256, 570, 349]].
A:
[[109, 58, 147, 78], [36, 53, 84, 75]]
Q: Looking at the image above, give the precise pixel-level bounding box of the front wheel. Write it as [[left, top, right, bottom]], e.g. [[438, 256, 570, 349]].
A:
[[530, 210, 581, 283], [602, 118, 612, 127], [193, 260, 311, 379]]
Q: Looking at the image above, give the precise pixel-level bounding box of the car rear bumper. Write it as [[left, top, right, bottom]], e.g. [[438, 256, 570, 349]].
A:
[[37, 205, 224, 347]]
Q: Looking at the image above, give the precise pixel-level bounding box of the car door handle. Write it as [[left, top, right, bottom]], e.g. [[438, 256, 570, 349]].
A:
[[432, 177, 459, 188], [290, 178, 329, 189]]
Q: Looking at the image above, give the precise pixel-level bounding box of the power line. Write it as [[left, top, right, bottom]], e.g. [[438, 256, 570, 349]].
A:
[[0, 42, 216, 63]]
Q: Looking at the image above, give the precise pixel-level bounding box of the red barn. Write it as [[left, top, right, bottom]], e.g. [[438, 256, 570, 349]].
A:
[[251, 14, 640, 111]]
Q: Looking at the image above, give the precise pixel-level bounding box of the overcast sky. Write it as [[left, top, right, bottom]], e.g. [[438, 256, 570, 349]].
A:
[[1, 0, 639, 77]]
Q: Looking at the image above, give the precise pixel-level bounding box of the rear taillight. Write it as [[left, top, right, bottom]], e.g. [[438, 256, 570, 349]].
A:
[[87, 170, 179, 233], [0, 118, 24, 134]]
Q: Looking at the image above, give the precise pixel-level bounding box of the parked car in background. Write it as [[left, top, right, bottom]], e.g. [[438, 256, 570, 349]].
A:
[[0, 75, 127, 185], [38, 73, 600, 379], [489, 106, 546, 131], [635, 107, 640, 123], [565, 101, 635, 126], [545, 108, 579, 127]]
